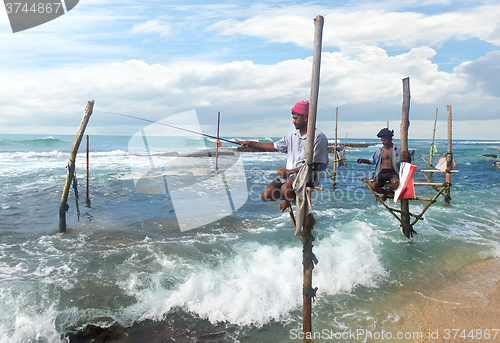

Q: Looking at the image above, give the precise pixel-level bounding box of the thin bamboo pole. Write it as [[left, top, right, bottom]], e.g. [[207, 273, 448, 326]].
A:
[[429, 108, 438, 169], [445, 105, 453, 204], [302, 14, 323, 337], [59, 100, 94, 233], [86, 135, 91, 207], [421, 169, 459, 173], [413, 182, 446, 186], [400, 77, 412, 238], [332, 107, 338, 190], [215, 111, 220, 170]]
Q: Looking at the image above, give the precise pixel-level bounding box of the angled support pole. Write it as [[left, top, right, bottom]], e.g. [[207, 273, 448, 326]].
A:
[[410, 185, 448, 226], [363, 179, 402, 225], [59, 100, 94, 233]]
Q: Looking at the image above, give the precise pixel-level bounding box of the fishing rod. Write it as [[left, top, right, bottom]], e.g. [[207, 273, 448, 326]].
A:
[[105, 111, 241, 145]]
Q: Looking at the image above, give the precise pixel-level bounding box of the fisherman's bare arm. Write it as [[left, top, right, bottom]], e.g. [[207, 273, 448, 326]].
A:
[[237, 141, 277, 152], [357, 159, 372, 164]]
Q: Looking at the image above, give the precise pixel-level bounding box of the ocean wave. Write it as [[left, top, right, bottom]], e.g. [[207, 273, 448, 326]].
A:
[[0, 137, 65, 149], [0, 149, 132, 161]]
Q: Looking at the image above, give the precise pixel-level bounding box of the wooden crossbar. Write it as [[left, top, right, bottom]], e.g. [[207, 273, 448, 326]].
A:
[[363, 178, 449, 233], [421, 169, 459, 173], [413, 182, 446, 186]]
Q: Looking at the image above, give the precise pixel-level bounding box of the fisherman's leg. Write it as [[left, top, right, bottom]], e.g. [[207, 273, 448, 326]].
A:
[[370, 181, 387, 195], [371, 181, 391, 201], [387, 177, 399, 194], [279, 179, 295, 212], [262, 177, 284, 202], [261, 185, 283, 202]]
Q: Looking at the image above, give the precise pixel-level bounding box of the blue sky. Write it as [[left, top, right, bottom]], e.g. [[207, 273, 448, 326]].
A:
[[1, 0, 499, 140]]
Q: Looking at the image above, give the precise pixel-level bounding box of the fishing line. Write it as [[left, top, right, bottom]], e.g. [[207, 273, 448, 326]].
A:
[[105, 111, 241, 145]]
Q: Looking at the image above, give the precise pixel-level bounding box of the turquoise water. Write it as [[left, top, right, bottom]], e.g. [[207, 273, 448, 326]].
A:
[[0, 133, 499, 342]]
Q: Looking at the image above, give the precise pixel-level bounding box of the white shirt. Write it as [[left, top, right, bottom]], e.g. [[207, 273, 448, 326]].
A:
[[273, 128, 328, 184]]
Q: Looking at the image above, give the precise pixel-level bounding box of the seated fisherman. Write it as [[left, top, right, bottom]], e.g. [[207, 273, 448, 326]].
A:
[[237, 100, 328, 212], [357, 128, 411, 201]]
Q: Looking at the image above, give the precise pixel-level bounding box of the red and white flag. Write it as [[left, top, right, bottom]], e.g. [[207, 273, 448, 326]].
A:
[[394, 162, 417, 203]]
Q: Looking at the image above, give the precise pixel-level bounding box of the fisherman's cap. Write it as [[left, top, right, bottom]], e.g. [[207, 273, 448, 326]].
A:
[[291, 100, 309, 116], [377, 128, 394, 139]]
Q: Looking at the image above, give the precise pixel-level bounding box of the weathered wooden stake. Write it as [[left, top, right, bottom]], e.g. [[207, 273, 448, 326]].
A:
[[302, 14, 323, 337], [445, 105, 453, 204], [86, 135, 91, 207], [59, 100, 94, 233], [400, 78, 412, 238]]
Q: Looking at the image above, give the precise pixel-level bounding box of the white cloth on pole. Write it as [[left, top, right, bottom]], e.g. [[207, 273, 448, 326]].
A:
[[435, 153, 457, 171], [292, 163, 312, 236]]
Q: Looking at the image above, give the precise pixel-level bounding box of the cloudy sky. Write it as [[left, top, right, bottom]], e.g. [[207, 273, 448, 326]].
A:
[[1, 0, 499, 140]]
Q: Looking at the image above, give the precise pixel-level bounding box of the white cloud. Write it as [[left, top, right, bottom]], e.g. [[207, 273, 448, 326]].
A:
[[0, 44, 497, 139], [1, 1, 499, 140], [209, 4, 500, 48], [131, 20, 171, 37], [455, 50, 500, 97]]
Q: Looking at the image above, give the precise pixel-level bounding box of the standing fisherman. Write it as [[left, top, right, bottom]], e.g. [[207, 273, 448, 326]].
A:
[[237, 100, 329, 212]]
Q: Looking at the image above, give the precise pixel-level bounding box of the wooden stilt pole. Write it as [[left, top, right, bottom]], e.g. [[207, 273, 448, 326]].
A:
[[59, 100, 94, 233], [302, 14, 323, 338], [86, 135, 91, 207], [445, 105, 453, 204], [400, 78, 413, 238]]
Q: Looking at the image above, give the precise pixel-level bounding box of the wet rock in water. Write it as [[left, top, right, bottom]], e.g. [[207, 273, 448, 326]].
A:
[[65, 318, 230, 343], [236, 146, 265, 152], [182, 151, 235, 157], [65, 323, 124, 343]]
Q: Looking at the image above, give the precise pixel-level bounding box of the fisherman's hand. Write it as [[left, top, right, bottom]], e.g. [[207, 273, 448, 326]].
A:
[[236, 140, 252, 148], [357, 158, 366, 164], [401, 151, 412, 162], [277, 168, 289, 178]]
